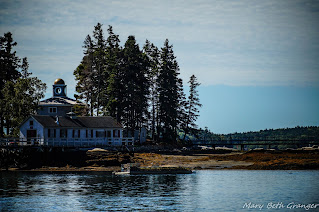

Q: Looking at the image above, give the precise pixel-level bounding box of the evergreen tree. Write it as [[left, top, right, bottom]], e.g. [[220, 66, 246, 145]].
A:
[[92, 23, 107, 116], [183, 74, 202, 141], [143, 40, 160, 140], [177, 77, 187, 131], [157, 39, 181, 143], [74, 34, 94, 115], [0, 32, 21, 87], [121, 36, 149, 135], [74, 23, 108, 116], [0, 32, 21, 136], [21, 57, 31, 79], [105, 25, 123, 120]]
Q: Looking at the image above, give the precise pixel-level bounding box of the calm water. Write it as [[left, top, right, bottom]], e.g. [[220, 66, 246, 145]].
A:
[[1, 170, 319, 211]]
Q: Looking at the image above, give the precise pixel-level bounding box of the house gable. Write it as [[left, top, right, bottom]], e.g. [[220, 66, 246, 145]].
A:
[[19, 116, 45, 140]]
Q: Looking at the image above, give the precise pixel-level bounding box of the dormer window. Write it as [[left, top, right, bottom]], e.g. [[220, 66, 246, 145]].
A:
[[29, 120, 34, 129], [49, 107, 57, 113]]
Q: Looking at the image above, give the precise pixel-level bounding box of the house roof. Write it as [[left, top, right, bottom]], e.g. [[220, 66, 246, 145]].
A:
[[39, 96, 81, 106], [30, 115, 122, 128]]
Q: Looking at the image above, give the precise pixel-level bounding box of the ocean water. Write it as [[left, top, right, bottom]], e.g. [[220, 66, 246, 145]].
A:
[[1, 170, 319, 211]]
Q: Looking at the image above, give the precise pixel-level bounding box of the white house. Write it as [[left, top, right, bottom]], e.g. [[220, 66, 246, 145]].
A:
[[19, 115, 133, 146], [18, 78, 134, 147]]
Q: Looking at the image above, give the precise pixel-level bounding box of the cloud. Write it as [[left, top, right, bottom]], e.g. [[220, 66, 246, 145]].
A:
[[1, 0, 319, 93]]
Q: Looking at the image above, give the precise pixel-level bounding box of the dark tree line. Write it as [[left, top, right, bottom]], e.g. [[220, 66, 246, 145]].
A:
[[74, 23, 202, 143], [191, 126, 319, 143], [0, 32, 47, 136]]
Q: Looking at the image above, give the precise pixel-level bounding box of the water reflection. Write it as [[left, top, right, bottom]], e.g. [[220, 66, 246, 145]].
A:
[[1, 171, 319, 211], [0, 172, 196, 211]]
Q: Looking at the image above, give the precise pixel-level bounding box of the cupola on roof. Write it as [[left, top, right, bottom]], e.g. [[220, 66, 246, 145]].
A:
[[54, 78, 65, 85]]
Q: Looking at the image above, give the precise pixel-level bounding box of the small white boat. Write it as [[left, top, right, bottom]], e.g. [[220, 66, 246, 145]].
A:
[[113, 171, 130, 175]]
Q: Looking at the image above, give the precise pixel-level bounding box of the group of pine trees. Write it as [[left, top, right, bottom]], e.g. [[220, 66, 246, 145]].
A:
[[0, 32, 47, 136], [74, 23, 202, 143]]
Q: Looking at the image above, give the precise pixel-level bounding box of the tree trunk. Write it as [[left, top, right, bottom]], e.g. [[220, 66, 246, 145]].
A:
[[6, 119, 10, 135], [0, 115, 4, 137]]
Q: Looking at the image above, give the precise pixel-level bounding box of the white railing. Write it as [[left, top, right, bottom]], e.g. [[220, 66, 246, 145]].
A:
[[0, 137, 45, 146], [5, 137, 134, 147], [0, 137, 135, 147]]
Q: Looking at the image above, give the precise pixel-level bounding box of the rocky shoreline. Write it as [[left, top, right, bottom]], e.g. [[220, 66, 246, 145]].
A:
[[1, 147, 319, 172]]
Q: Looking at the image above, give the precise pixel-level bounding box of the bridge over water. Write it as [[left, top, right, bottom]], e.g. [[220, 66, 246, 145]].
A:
[[192, 139, 319, 150]]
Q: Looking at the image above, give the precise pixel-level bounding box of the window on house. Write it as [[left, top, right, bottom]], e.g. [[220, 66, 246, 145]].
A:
[[48, 129, 56, 138], [96, 131, 104, 138], [29, 120, 34, 129], [60, 129, 68, 138], [49, 107, 57, 113], [113, 130, 120, 137], [107, 131, 111, 137], [86, 129, 93, 138], [72, 129, 81, 138]]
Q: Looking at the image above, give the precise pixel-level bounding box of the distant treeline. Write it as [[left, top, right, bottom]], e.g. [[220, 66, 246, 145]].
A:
[[74, 23, 202, 143], [187, 126, 319, 142]]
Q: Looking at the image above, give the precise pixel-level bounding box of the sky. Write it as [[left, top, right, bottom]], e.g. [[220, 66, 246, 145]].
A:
[[1, 0, 319, 133]]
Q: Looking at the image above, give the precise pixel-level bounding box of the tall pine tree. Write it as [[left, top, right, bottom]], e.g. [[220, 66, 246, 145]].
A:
[[74, 23, 108, 116], [0, 32, 21, 136], [157, 39, 182, 143], [92, 23, 107, 116], [143, 40, 160, 140], [74, 34, 95, 115], [105, 25, 123, 120], [121, 36, 149, 135], [183, 74, 202, 141]]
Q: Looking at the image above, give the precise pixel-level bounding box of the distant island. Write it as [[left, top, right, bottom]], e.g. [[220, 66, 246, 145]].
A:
[[188, 126, 319, 148], [1, 28, 319, 173]]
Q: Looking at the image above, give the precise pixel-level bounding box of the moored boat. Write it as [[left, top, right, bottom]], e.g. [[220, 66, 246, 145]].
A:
[[113, 163, 193, 175]]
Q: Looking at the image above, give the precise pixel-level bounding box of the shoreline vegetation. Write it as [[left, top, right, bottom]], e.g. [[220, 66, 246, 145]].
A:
[[2, 147, 319, 172]]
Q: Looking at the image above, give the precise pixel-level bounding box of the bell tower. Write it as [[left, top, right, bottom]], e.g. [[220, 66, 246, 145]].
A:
[[37, 78, 81, 116], [53, 78, 67, 97]]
